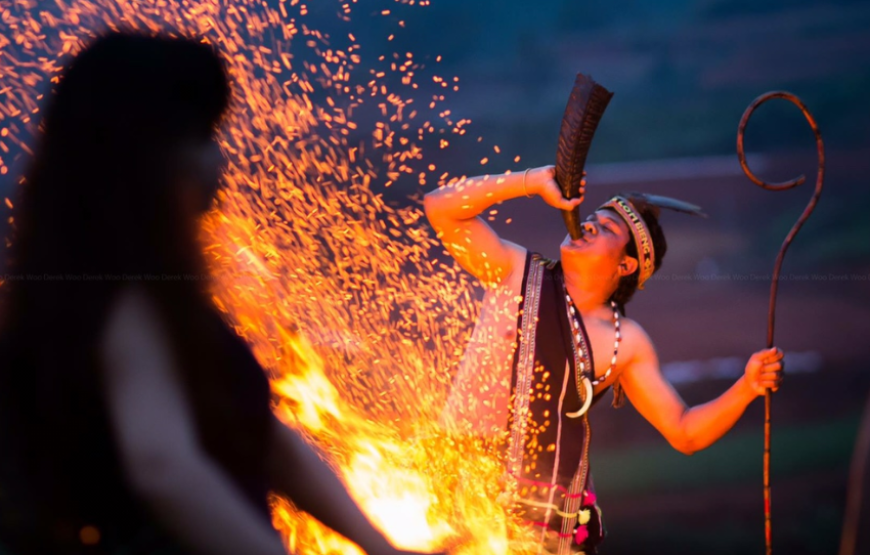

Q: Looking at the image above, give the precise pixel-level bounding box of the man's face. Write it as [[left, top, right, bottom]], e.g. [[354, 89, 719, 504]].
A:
[[560, 208, 635, 279]]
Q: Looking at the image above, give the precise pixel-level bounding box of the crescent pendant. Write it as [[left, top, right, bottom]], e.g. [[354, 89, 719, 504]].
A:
[[566, 375, 593, 419]]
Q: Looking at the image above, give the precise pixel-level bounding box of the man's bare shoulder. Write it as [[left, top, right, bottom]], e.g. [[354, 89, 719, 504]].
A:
[[619, 316, 657, 359], [501, 241, 528, 279], [482, 241, 527, 291], [614, 317, 662, 390]]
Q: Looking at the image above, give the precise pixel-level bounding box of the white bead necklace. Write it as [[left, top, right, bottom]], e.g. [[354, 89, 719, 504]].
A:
[[563, 284, 621, 387]]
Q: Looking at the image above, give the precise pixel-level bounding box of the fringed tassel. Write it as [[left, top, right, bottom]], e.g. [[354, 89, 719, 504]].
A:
[[612, 379, 626, 409]]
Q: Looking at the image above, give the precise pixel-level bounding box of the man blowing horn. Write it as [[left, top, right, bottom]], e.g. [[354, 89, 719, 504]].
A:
[[423, 167, 784, 555]]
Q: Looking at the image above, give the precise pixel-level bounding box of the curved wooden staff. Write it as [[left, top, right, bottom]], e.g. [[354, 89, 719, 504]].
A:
[[736, 91, 825, 555]]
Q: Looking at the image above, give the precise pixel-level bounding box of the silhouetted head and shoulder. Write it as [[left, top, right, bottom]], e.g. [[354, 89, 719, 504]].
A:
[[0, 31, 241, 550]]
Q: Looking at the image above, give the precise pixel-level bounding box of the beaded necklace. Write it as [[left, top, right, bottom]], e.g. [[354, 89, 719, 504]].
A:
[[562, 281, 621, 386]]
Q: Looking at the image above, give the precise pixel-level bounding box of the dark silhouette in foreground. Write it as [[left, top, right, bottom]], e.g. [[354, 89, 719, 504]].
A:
[[0, 32, 437, 555]]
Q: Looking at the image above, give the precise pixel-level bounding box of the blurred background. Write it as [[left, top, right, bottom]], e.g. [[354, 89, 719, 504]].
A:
[[2, 0, 869, 553]]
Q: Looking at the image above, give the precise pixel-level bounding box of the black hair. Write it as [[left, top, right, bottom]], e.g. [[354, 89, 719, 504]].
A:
[[7, 31, 229, 286]]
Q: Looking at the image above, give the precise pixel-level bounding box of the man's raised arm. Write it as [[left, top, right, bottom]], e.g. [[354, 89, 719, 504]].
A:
[[423, 166, 581, 286]]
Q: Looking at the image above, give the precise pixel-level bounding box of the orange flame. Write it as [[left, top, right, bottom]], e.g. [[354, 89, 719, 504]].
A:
[[1, 1, 537, 553]]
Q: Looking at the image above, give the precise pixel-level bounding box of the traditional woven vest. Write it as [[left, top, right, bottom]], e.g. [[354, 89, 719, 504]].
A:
[[505, 252, 610, 555]]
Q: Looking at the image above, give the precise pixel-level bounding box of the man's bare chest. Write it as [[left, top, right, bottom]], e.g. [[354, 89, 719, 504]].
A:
[[581, 317, 633, 396]]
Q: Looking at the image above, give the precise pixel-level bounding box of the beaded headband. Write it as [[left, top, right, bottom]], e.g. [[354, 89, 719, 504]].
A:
[[598, 193, 708, 291], [600, 195, 655, 290]]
